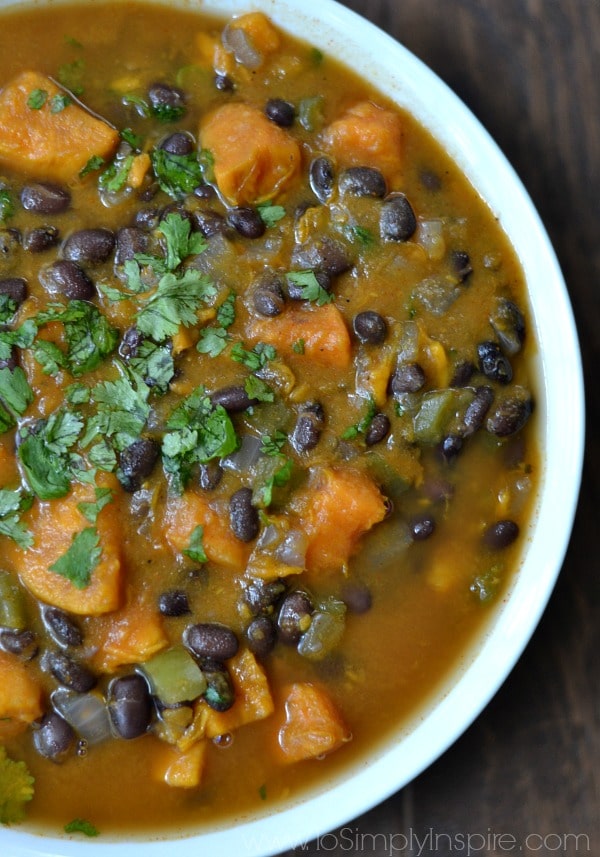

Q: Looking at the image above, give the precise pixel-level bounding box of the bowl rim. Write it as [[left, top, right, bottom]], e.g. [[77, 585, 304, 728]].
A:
[[0, 0, 585, 854]]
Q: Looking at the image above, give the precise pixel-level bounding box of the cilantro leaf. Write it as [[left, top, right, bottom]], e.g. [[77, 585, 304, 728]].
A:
[[0, 188, 14, 222], [244, 374, 274, 403], [27, 88, 48, 109], [341, 397, 377, 440], [77, 486, 113, 524], [0, 366, 34, 422], [151, 148, 204, 198], [18, 409, 84, 500], [256, 457, 293, 508], [33, 340, 68, 376], [50, 93, 72, 113], [196, 326, 229, 357], [216, 292, 236, 328], [183, 525, 207, 563], [87, 440, 117, 473], [0, 746, 35, 824], [129, 339, 175, 395], [158, 212, 206, 271], [257, 203, 286, 228], [79, 155, 105, 179], [57, 58, 85, 95], [35, 301, 119, 376], [230, 342, 276, 371], [260, 431, 287, 456], [0, 319, 36, 363], [64, 818, 99, 837], [286, 271, 334, 305], [135, 268, 215, 342], [49, 527, 101, 589], [0, 488, 34, 549], [99, 153, 134, 193], [81, 365, 150, 451]]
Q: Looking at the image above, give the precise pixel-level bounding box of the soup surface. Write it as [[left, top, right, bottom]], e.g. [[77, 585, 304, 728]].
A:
[[0, 0, 538, 836]]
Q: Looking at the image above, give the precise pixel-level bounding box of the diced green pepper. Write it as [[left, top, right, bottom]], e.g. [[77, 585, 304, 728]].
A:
[[0, 569, 27, 630], [140, 646, 206, 705]]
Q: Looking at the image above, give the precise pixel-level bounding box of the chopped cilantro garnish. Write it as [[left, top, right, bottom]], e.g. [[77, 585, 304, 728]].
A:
[[121, 92, 151, 118], [258, 783, 267, 801], [0, 488, 34, 549], [245, 374, 274, 403], [99, 153, 134, 193], [35, 301, 119, 376], [159, 211, 206, 270], [0, 746, 35, 824], [136, 268, 215, 342], [151, 148, 204, 198], [345, 224, 376, 246], [27, 88, 48, 109], [231, 342, 276, 371], [256, 457, 293, 508], [183, 525, 207, 563], [64, 818, 99, 837], [197, 326, 229, 357], [50, 526, 101, 589], [79, 154, 105, 178], [129, 339, 175, 395], [0, 319, 36, 365], [151, 102, 186, 123], [120, 127, 143, 149], [65, 382, 90, 405], [81, 365, 150, 452], [64, 34, 84, 49], [77, 486, 113, 524], [57, 58, 85, 94], [257, 202, 286, 228], [87, 440, 117, 473], [286, 271, 334, 305], [18, 409, 84, 500], [216, 292, 236, 328], [292, 338, 305, 354], [0, 188, 14, 222], [50, 93, 72, 113], [0, 366, 34, 426], [261, 431, 287, 456], [341, 397, 377, 440]]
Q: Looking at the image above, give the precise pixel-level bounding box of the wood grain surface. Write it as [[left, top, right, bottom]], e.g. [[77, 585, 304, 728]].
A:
[[278, 2, 599, 855]]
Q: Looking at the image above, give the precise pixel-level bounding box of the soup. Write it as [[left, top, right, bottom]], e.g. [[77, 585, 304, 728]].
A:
[[0, 0, 538, 836]]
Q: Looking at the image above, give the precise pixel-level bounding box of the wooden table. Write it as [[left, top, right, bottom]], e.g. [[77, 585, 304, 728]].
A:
[[279, 2, 598, 854]]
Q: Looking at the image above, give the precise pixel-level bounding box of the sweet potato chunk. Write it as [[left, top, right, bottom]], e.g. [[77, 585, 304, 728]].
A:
[[5, 480, 123, 615], [322, 101, 403, 186], [292, 466, 387, 571], [200, 102, 301, 205], [164, 491, 251, 572], [0, 71, 119, 182], [87, 594, 168, 673], [247, 303, 352, 370], [153, 741, 207, 789], [0, 651, 43, 740], [277, 682, 350, 763], [203, 648, 274, 738]]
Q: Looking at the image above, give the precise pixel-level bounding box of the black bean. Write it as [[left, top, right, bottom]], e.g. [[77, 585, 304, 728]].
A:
[[227, 206, 266, 239], [341, 582, 372, 614], [309, 156, 335, 203], [462, 386, 494, 436], [410, 514, 436, 541], [440, 433, 463, 463], [291, 402, 324, 453], [489, 298, 526, 356], [20, 182, 71, 215], [118, 326, 143, 360], [159, 131, 195, 155], [483, 519, 520, 550], [390, 362, 426, 394], [450, 360, 476, 387], [246, 616, 276, 658], [252, 275, 285, 317], [148, 82, 185, 115], [229, 487, 259, 542], [201, 660, 235, 711], [450, 249, 473, 282], [0, 628, 38, 660], [486, 389, 533, 437], [46, 651, 96, 693], [365, 412, 390, 446], [158, 590, 190, 617], [339, 166, 386, 198], [277, 591, 313, 645], [291, 236, 352, 277], [214, 73, 234, 92], [23, 226, 60, 253], [380, 192, 417, 241], [477, 340, 513, 384], [193, 209, 229, 238], [211, 385, 257, 413], [353, 310, 387, 344], [133, 207, 161, 231], [198, 460, 223, 491], [108, 674, 153, 739], [193, 184, 217, 201], [0, 276, 27, 306], [265, 97, 295, 127], [33, 711, 74, 759], [39, 260, 95, 300], [118, 437, 160, 492], [62, 228, 115, 264], [242, 579, 286, 616], [115, 227, 148, 265], [0, 228, 20, 269], [42, 606, 83, 648], [184, 622, 239, 661]]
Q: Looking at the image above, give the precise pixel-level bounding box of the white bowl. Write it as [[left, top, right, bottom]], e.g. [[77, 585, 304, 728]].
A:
[[0, 0, 584, 855]]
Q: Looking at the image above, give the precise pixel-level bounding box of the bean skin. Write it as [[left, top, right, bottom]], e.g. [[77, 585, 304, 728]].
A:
[[227, 206, 266, 239], [201, 660, 235, 711], [309, 156, 335, 203], [62, 228, 115, 264], [486, 390, 533, 437], [46, 651, 96, 693], [148, 82, 185, 116], [0, 276, 27, 306], [291, 236, 352, 277], [483, 519, 520, 550], [39, 260, 95, 300], [477, 340, 513, 384], [489, 298, 526, 356], [184, 622, 239, 661], [20, 182, 70, 215], [159, 131, 195, 155], [353, 310, 387, 344], [450, 249, 473, 282], [291, 402, 325, 453], [277, 591, 313, 645], [440, 433, 463, 463], [214, 73, 235, 92], [410, 514, 436, 541], [252, 275, 285, 317], [193, 209, 230, 238], [246, 616, 276, 658], [450, 360, 476, 387], [380, 192, 417, 241], [118, 437, 160, 493], [108, 674, 153, 739], [341, 582, 372, 614], [158, 590, 191, 617], [211, 385, 257, 413], [115, 227, 148, 265], [390, 362, 426, 394], [198, 460, 223, 491], [462, 386, 494, 436], [242, 579, 286, 616], [118, 326, 143, 360], [33, 711, 74, 759], [0, 628, 38, 660], [42, 606, 83, 648], [265, 97, 295, 127], [23, 226, 60, 253], [339, 166, 386, 198], [229, 487, 259, 542], [365, 413, 390, 446]]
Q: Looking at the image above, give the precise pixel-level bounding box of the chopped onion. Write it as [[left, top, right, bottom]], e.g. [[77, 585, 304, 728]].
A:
[[276, 529, 308, 569], [222, 23, 262, 69], [222, 433, 262, 474], [51, 688, 112, 745], [417, 218, 445, 260], [297, 612, 345, 661]]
